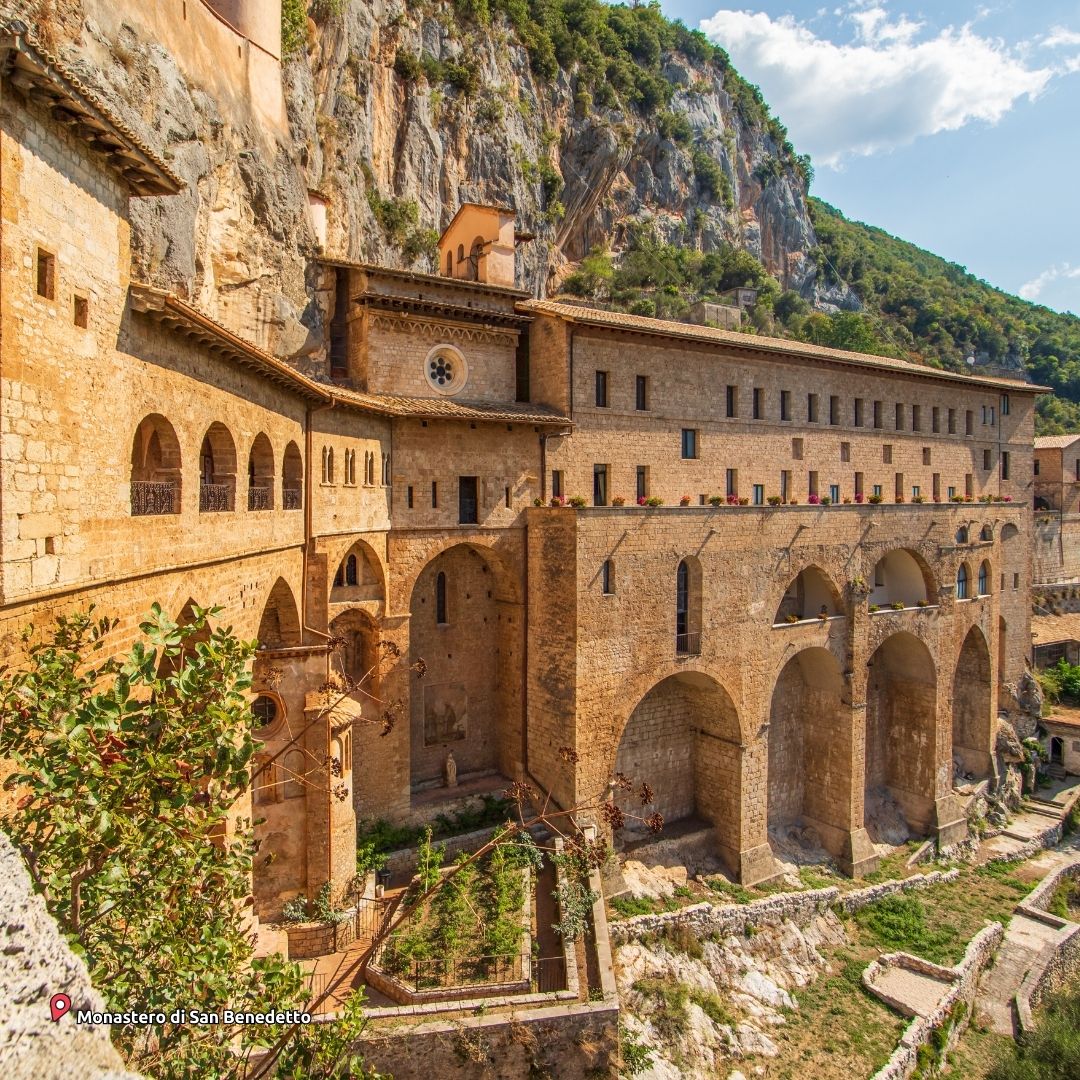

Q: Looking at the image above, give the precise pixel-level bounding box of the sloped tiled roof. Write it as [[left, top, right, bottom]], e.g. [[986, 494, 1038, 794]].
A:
[[330, 387, 570, 425], [0, 21, 183, 195], [1035, 435, 1080, 450], [522, 299, 1046, 394], [1032, 612, 1080, 646]]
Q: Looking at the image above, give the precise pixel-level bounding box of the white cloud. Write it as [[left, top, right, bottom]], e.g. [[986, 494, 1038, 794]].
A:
[[1019, 263, 1080, 302], [699, 7, 1060, 166], [1043, 26, 1080, 49]]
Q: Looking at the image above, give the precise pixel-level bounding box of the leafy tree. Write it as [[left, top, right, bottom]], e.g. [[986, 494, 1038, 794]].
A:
[[0, 606, 372, 1078]]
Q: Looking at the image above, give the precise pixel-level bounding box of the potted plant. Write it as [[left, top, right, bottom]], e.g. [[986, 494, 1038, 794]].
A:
[[817, 608, 829, 621], [709, 494, 723, 507], [645, 496, 663, 507], [738, 497, 749, 505], [820, 495, 832, 506], [680, 494, 691, 506], [767, 495, 782, 506], [890, 601, 905, 610], [895, 494, 905, 504], [868, 603, 880, 613], [785, 613, 800, 624], [726, 493, 739, 505], [854, 492, 865, 504], [916, 599, 929, 608], [549, 495, 567, 507], [842, 496, 852, 504], [533, 497, 543, 507], [868, 493, 883, 504], [808, 493, 821, 505], [788, 498, 799, 505], [612, 495, 626, 506], [637, 496, 647, 506], [569, 495, 587, 508]]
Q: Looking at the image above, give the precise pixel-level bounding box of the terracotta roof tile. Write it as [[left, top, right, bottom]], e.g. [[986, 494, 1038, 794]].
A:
[[1032, 612, 1080, 647], [0, 22, 183, 195], [329, 387, 570, 425], [522, 299, 1046, 393], [1035, 435, 1080, 450]]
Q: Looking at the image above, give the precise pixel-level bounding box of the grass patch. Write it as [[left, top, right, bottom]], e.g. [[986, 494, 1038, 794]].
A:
[[610, 894, 658, 919], [705, 876, 753, 903], [1046, 875, 1080, 920]]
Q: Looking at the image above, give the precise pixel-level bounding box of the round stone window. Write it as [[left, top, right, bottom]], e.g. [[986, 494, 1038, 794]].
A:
[[251, 694, 280, 731], [424, 344, 468, 396]]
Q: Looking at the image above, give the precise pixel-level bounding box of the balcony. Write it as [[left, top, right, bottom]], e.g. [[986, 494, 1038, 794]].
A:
[[199, 483, 233, 513], [131, 480, 177, 516], [283, 487, 302, 511], [248, 485, 271, 511], [675, 631, 701, 656]]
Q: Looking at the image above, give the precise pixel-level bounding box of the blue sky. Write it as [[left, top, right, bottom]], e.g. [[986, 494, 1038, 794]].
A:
[[658, 2, 1080, 314]]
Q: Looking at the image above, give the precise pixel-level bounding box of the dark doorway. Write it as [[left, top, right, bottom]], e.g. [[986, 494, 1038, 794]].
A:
[[458, 476, 478, 524]]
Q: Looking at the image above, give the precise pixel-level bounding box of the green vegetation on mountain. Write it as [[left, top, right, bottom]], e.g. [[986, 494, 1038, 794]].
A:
[[810, 200, 1080, 433]]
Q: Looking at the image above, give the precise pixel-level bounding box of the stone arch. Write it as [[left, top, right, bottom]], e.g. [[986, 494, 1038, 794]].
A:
[[865, 632, 938, 839], [955, 525, 970, 544], [330, 540, 385, 609], [676, 555, 703, 655], [282, 441, 303, 510], [130, 414, 181, 515], [247, 432, 274, 511], [199, 422, 237, 512], [257, 578, 302, 649], [870, 549, 934, 607], [157, 597, 209, 680], [408, 543, 522, 792], [329, 607, 381, 697], [953, 626, 993, 781], [773, 565, 843, 624], [768, 648, 849, 857], [1001, 523, 1019, 542], [614, 672, 741, 867]]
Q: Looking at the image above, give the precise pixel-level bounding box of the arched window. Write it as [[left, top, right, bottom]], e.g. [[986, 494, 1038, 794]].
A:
[[321, 445, 330, 484], [676, 561, 689, 640], [282, 748, 306, 799], [602, 559, 614, 595], [198, 423, 236, 512], [282, 441, 303, 510], [382, 452, 391, 486], [957, 563, 969, 600], [253, 755, 277, 804], [674, 559, 703, 655], [248, 433, 274, 511], [251, 694, 279, 729], [978, 561, 989, 596], [445, 251, 453, 275], [956, 526, 969, 544], [436, 571, 448, 625], [980, 524, 993, 541], [345, 554, 358, 586], [130, 414, 181, 515]]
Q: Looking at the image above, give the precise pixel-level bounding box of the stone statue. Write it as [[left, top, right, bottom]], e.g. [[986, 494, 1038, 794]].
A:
[[445, 750, 457, 788]]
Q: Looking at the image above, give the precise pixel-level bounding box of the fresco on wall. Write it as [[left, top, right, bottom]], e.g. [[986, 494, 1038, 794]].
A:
[[424, 683, 467, 746]]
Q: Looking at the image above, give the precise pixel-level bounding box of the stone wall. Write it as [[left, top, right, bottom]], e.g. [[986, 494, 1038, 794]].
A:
[[0, 831, 142, 1079]]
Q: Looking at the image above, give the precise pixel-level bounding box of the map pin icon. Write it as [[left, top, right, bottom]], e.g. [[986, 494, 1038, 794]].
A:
[[50, 993, 71, 1022]]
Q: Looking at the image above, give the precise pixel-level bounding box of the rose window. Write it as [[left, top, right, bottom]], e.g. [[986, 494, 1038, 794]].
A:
[[424, 345, 467, 395], [429, 354, 455, 387]]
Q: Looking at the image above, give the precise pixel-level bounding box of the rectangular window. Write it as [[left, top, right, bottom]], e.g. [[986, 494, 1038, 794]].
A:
[[883, 444, 893, 465], [602, 560, 614, 595], [781, 390, 792, 421], [989, 406, 995, 426], [965, 473, 973, 498], [1001, 393, 1010, 416], [726, 384, 738, 418], [841, 441, 851, 462], [829, 395, 839, 425], [752, 484, 764, 506], [1076, 459, 1080, 482], [753, 387, 764, 419], [780, 470, 791, 502], [807, 393, 819, 423], [636, 375, 648, 411], [595, 370, 609, 408], [982, 405, 988, 425], [552, 470, 564, 498], [911, 485, 920, 498], [873, 484, 883, 497], [808, 470, 819, 497], [36, 248, 55, 299], [854, 398, 864, 427], [726, 469, 738, 497], [458, 476, 479, 524], [407, 485, 414, 509], [895, 403, 904, 430], [505, 485, 511, 508], [792, 437, 804, 460], [636, 465, 647, 501], [1013, 572, 1019, 589], [983, 448, 992, 470], [873, 400, 883, 429], [431, 481, 439, 508], [965, 410, 974, 436], [923, 447, 932, 466], [1035, 459, 1040, 476], [73, 294, 89, 328], [681, 428, 698, 459], [933, 473, 940, 501], [932, 406, 940, 433], [593, 464, 608, 506], [830, 483, 840, 503], [948, 485, 956, 500], [855, 471, 864, 497], [948, 408, 957, 434], [912, 404, 921, 431], [1001, 451, 1010, 481], [895, 473, 904, 500]]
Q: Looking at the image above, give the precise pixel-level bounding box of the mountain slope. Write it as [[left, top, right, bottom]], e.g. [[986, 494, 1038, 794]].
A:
[[809, 200, 1080, 433]]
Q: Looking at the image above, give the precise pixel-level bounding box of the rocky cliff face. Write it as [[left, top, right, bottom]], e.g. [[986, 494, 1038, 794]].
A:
[[15, 0, 849, 361]]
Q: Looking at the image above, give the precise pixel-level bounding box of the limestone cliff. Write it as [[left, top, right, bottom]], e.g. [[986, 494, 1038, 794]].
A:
[[9, 0, 850, 360]]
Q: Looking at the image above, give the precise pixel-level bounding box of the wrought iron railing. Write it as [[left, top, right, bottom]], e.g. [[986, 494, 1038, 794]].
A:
[[199, 483, 232, 512], [283, 487, 302, 511], [531, 955, 567, 994], [378, 948, 521, 992], [248, 485, 271, 511], [130, 480, 177, 516], [676, 631, 702, 656]]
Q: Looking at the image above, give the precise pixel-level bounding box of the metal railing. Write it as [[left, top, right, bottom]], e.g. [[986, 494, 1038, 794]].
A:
[[531, 955, 567, 994], [130, 480, 177, 516], [380, 950, 522, 992], [354, 893, 395, 948], [248, 485, 271, 511], [304, 970, 331, 1015], [199, 482, 233, 512], [676, 631, 701, 656], [282, 487, 302, 511]]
